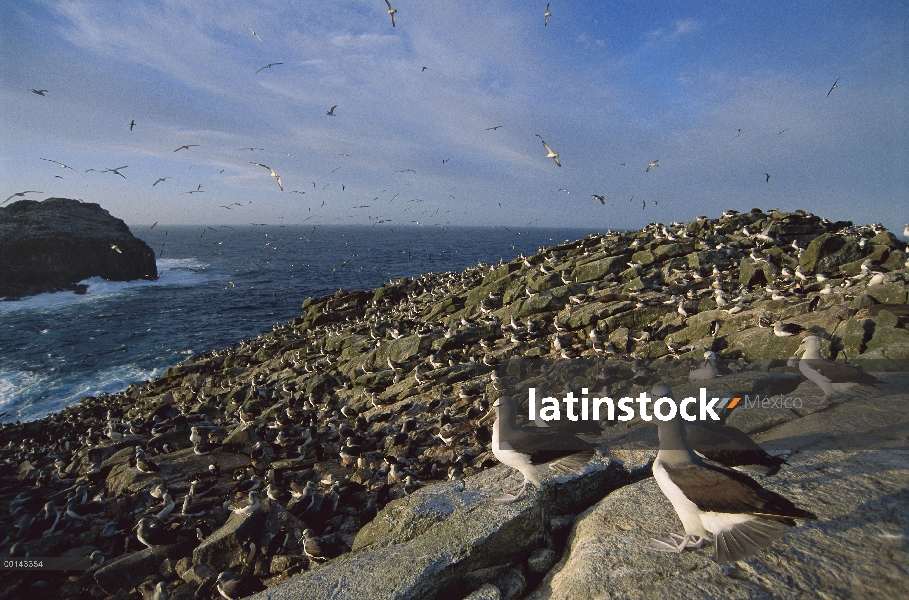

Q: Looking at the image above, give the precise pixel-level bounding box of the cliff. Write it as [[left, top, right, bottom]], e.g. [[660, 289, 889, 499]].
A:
[[0, 208, 907, 599], [0, 197, 157, 299]]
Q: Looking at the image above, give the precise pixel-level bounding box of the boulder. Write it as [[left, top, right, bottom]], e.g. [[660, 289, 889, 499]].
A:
[[251, 458, 641, 600], [528, 447, 908, 599], [0, 198, 157, 298], [192, 508, 268, 572], [799, 233, 863, 275]]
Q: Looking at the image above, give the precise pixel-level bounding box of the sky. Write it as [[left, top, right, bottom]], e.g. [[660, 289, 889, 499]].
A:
[[1, 1, 907, 231]]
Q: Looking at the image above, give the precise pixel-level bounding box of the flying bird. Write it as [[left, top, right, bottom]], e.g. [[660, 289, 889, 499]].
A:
[[251, 162, 283, 191], [764, 172, 771, 183], [243, 24, 263, 42], [544, 3, 551, 26], [101, 166, 128, 178], [326, 105, 337, 116], [826, 77, 839, 98], [30, 89, 47, 96], [129, 120, 136, 130], [40, 158, 82, 175], [591, 194, 606, 205], [421, 66, 427, 71], [255, 62, 283, 73], [535, 134, 561, 167], [3, 191, 42, 205], [173, 144, 198, 152], [646, 160, 659, 172], [486, 125, 503, 131], [152, 177, 170, 186], [385, 0, 397, 27]]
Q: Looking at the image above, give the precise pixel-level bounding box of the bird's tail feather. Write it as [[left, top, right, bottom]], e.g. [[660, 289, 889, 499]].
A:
[[714, 517, 789, 562], [547, 451, 595, 476]]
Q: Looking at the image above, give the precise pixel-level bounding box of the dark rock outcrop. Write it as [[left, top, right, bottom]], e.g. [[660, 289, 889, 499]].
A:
[[0, 197, 157, 299]]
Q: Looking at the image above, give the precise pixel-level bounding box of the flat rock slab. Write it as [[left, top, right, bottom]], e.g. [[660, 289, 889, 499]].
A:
[[528, 449, 909, 600], [250, 458, 637, 600]]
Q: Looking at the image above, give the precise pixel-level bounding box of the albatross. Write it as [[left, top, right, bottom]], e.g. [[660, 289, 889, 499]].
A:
[[491, 396, 593, 504], [648, 385, 816, 562], [2, 191, 42, 205], [385, 0, 397, 27], [250, 162, 283, 191], [535, 134, 561, 167], [796, 336, 884, 400]]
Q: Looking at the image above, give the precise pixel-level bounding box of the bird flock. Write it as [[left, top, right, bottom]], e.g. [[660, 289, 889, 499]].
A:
[[9, 2, 847, 227]]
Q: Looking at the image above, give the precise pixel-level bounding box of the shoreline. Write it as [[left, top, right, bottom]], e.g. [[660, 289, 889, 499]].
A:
[[1, 208, 907, 599]]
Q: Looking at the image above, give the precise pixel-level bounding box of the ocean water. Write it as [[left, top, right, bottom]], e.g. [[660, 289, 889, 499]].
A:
[[0, 224, 600, 423]]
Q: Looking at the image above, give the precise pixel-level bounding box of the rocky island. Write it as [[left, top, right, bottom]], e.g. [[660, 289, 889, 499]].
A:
[[0, 198, 157, 299], [0, 208, 907, 600]]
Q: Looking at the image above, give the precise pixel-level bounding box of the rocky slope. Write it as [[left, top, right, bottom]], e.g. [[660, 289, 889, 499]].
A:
[[0, 208, 907, 600], [0, 198, 157, 299]]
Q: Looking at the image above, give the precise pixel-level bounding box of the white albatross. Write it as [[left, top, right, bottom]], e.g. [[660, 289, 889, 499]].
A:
[[647, 385, 817, 562], [250, 162, 283, 191], [689, 351, 719, 382], [535, 134, 561, 167], [491, 396, 593, 504], [795, 336, 884, 401], [385, 0, 397, 27]]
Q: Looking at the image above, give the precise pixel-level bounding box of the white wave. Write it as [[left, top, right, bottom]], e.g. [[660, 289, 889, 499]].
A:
[[0, 258, 212, 314], [0, 369, 52, 420], [0, 363, 163, 423]]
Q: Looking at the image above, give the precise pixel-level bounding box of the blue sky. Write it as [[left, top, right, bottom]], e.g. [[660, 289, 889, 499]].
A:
[[1, 1, 906, 231]]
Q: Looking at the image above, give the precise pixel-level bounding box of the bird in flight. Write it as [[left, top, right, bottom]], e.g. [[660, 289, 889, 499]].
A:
[[255, 62, 283, 73], [486, 125, 503, 131], [173, 144, 198, 152], [764, 173, 771, 183], [2, 191, 42, 205], [152, 177, 170, 186], [31, 89, 48, 96], [251, 162, 283, 191], [180, 189, 204, 195], [129, 120, 136, 131], [544, 3, 551, 26], [327, 105, 337, 116], [826, 77, 839, 98], [778, 128, 789, 135], [421, 66, 427, 72], [535, 134, 561, 167], [101, 166, 128, 179], [646, 159, 659, 172], [244, 24, 263, 42], [385, 0, 397, 27], [591, 194, 606, 205], [40, 157, 82, 176]]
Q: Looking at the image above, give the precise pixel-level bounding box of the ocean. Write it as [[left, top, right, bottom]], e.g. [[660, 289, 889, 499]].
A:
[[0, 224, 600, 423]]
